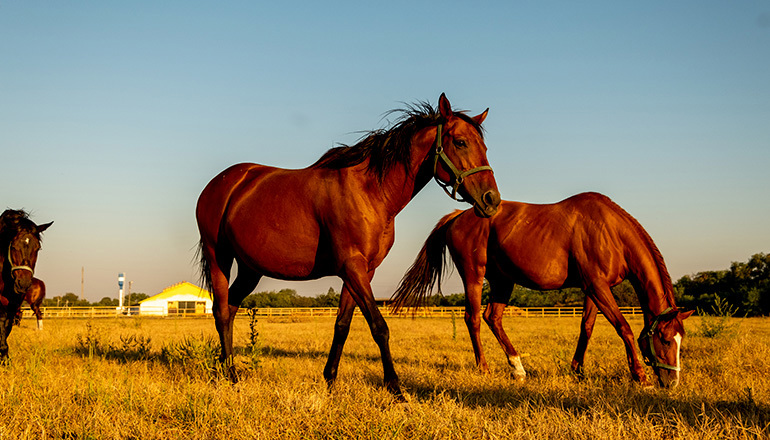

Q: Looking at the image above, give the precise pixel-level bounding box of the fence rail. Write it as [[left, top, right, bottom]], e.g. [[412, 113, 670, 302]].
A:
[[19, 306, 643, 319]]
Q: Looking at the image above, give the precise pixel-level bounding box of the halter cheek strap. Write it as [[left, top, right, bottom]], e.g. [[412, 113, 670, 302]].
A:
[[431, 123, 494, 202], [7, 247, 34, 275], [638, 306, 680, 371]]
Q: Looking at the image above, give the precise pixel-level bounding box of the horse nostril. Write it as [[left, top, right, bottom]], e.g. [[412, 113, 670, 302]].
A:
[[483, 190, 501, 208]]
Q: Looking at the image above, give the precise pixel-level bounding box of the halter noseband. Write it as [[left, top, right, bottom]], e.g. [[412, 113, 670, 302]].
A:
[[638, 306, 680, 371], [431, 123, 494, 202], [7, 246, 34, 275]]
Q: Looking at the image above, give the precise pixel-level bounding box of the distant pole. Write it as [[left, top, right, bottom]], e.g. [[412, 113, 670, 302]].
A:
[[127, 281, 133, 316], [80, 267, 84, 301], [118, 273, 125, 311]]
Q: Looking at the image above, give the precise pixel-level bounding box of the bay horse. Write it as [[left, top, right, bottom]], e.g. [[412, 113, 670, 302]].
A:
[[391, 192, 693, 388], [0, 209, 52, 357], [196, 94, 501, 397], [14, 277, 46, 330]]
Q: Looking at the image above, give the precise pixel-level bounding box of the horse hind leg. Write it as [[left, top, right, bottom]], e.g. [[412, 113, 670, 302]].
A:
[[463, 276, 489, 373], [219, 261, 261, 383], [202, 243, 238, 380], [570, 295, 598, 379]]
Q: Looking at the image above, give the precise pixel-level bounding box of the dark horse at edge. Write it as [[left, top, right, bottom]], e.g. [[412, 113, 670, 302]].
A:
[[0, 209, 52, 357], [196, 94, 501, 397], [391, 192, 692, 388]]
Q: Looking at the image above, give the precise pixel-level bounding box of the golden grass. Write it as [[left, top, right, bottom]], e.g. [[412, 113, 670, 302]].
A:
[[0, 315, 768, 439]]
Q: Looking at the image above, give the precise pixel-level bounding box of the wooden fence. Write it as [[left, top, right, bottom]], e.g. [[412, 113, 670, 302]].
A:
[[19, 306, 642, 319]]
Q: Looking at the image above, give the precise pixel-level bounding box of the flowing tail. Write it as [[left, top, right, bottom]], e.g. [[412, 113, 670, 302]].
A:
[[196, 239, 214, 296], [390, 210, 464, 313]]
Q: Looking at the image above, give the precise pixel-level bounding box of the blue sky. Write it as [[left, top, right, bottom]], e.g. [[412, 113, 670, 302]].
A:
[[2, 1, 769, 301]]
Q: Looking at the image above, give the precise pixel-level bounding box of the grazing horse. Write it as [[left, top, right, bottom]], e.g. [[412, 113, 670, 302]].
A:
[[0, 210, 52, 357], [391, 192, 693, 388], [14, 277, 46, 330], [196, 94, 501, 397]]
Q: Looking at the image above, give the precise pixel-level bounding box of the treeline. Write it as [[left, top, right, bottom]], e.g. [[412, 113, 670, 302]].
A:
[[421, 281, 640, 308], [674, 252, 769, 317], [34, 253, 768, 316], [423, 253, 769, 317], [42, 293, 150, 308], [241, 287, 341, 308], [38, 289, 341, 309]]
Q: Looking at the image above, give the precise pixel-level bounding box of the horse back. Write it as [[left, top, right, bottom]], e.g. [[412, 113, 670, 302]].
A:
[[482, 193, 639, 289], [197, 162, 393, 280]]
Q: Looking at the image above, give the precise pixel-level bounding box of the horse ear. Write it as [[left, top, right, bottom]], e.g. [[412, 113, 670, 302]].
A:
[[36, 221, 53, 233], [438, 93, 453, 119], [472, 108, 489, 126], [679, 310, 694, 320]]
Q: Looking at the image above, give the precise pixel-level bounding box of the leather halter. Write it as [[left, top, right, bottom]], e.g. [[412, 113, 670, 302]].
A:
[[431, 123, 494, 202], [638, 306, 680, 371], [7, 246, 34, 275]]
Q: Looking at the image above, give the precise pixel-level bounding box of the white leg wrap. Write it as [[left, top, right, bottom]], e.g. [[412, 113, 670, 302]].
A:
[[37, 319, 43, 330]]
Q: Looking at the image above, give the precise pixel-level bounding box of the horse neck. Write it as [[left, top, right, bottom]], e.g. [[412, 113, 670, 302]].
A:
[[375, 127, 436, 216], [629, 246, 676, 320]]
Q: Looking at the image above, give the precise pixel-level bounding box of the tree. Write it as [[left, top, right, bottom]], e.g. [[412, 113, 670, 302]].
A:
[[674, 253, 770, 316], [56, 292, 90, 307], [96, 297, 118, 307], [242, 289, 302, 308], [314, 287, 340, 307], [125, 293, 149, 305]]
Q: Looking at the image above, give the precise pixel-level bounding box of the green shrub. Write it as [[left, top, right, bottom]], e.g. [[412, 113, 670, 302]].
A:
[[696, 294, 739, 338]]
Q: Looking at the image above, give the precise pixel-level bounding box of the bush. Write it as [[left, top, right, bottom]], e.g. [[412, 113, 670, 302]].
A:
[[696, 294, 739, 338]]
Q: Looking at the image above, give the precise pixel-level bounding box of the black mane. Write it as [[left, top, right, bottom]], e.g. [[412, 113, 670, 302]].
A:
[[310, 100, 483, 182]]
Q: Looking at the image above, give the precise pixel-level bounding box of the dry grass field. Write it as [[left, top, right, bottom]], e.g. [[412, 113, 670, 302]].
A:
[[0, 313, 768, 439]]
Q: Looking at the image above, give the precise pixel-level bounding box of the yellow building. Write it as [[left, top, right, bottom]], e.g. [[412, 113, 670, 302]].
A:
[[139, 281, 213, 316]]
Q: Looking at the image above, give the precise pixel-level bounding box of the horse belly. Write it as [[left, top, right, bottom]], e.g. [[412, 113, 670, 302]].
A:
[[494, 246, 570, 290], [228, 214, 330, 280]]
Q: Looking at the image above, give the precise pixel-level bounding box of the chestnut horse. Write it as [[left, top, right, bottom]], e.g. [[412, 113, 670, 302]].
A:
[[196, 94, 501, 397], [391, 192, 693, 388], [14, 277, 46, 330], [0, 210, 52, 357]]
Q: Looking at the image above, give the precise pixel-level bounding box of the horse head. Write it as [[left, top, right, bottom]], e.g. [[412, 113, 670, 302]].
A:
[[1, 211, 52, 296], [431, 93, 501, 218], [637, 308, 694, 388]]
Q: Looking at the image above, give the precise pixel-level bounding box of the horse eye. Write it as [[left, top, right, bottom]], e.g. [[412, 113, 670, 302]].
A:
[[454, 139, 467, 148]]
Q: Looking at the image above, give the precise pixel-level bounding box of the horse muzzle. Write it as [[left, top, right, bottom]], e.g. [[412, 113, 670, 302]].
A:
[[656, 368, 680, 388], [12, 268, 34, 295], [474, 189, 501, 218]]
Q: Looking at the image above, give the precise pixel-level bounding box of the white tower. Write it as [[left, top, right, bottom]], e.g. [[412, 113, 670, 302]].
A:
[[118, 273, 125, 310]]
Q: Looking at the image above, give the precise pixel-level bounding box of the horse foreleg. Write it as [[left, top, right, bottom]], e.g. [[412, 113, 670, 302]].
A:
[[0, 308, 10, 359], [33, 305, 43, 330], [483, 302, 526, 381], [341, 260, 402, 398], [587, 282, 650, 386], [0, 303, 19, 359], [323, 286, 356, 388], [571, 295, 598, 379]]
